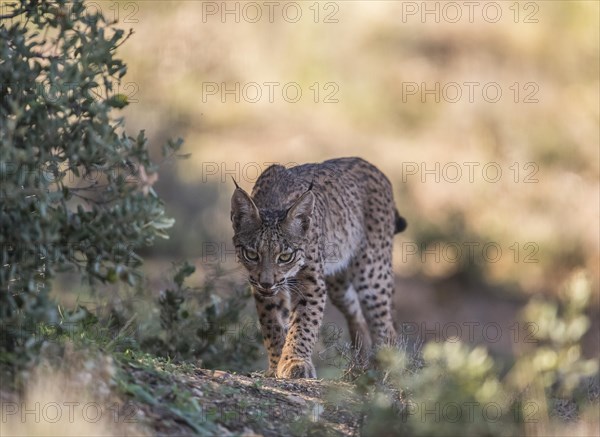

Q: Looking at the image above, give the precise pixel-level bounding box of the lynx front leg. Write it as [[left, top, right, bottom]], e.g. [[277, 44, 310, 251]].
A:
[[277, 271, 327, 379], [253, 289, 290, 377]]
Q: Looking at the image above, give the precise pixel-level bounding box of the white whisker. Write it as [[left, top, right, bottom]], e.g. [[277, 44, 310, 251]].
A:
[[285, 279, 307, 301]]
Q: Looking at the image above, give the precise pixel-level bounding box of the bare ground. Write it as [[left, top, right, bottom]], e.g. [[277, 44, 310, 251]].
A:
[[122, 360, 367, 436]]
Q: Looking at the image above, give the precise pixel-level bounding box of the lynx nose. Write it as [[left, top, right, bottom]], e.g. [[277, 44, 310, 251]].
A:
[[259, 281, 274, 290]]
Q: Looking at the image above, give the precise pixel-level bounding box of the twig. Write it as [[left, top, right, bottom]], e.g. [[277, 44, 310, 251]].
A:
[[0, 8, 27, 20]]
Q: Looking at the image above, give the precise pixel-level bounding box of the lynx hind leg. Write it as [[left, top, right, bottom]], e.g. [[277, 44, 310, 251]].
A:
[[351, 246, 397, 347], [352, 193, 398, 347], [326, 269, 372, 354]]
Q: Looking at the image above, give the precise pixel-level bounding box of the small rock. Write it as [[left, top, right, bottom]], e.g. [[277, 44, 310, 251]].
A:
[[212, 370, 230, 379]]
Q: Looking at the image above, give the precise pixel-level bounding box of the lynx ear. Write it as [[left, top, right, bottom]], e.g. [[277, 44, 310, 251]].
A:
[[282, 190, 315, 236], [231, 187, 260, 232]]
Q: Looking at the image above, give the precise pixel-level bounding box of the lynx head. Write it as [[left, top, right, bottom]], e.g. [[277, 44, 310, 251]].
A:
[[231, 184, 315, 297]]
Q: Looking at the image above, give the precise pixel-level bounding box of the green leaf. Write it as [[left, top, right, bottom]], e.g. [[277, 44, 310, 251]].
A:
[[105, 94, 129, 108], [106, 268, 118, 283], [150, 217, 176, 230]]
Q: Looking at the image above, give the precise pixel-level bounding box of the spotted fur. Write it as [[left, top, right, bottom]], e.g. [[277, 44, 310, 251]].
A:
[[231, 157, 406, 378]]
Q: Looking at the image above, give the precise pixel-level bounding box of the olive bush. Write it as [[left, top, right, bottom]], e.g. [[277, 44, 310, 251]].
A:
[[0, 0, 181, 356]]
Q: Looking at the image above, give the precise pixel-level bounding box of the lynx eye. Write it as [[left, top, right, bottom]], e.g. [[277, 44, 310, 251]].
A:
[[242, 248, 259, 262], [277, 252, 294, 264]]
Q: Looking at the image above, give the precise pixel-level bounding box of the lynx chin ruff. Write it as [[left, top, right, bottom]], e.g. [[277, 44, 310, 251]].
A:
[[231, 157, 406, 379]]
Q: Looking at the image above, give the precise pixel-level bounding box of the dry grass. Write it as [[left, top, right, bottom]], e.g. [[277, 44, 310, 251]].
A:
[[1, 344, 147, 436]]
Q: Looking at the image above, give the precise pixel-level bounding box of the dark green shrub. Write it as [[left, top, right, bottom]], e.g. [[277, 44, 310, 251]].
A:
[[143, 261, 261, 372], [0, 0, 182, 359]]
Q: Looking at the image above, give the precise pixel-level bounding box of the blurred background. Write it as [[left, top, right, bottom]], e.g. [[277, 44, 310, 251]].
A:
[[58, 1, 599, 372]]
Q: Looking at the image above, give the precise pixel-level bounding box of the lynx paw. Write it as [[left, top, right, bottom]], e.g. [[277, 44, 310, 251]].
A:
[[276, 358, 316, 379]]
